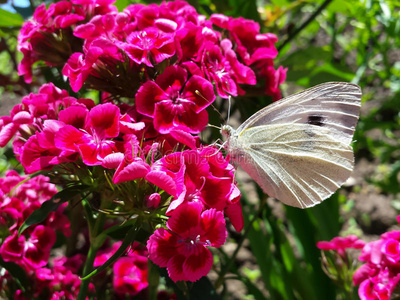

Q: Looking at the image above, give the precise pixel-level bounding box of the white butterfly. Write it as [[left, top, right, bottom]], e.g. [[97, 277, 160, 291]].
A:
[[221, 82, 362, 208]]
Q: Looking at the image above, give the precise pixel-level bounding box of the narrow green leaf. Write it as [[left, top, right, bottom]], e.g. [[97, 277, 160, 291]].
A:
[[286, 198, 339, 300], [114, 0, 129, 12], [148, 260, 160, 300], [188, 276, 221, 300], [160, 265, 221, 300], [0, 8, 24, 27], [0, 256, 31, 292], [240, 276, 267, 300], [18, 185, 90, 235], [80, 223, 139, 280], [159, 267, 186, 299]]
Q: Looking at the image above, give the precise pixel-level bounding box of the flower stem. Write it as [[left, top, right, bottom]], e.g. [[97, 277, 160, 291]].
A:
[[277, 0, 333, 51], [77, 195, 108, 300], [77, 241, 101, 300], [214, 199, 266, 289]]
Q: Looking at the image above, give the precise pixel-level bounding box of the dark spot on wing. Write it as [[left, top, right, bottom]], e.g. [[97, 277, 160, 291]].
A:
[[307, 115, 325, 127]]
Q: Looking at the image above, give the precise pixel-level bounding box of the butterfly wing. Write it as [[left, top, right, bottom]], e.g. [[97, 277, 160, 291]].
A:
[[234, 123, 355, 208], [237, 82, 361, 145]]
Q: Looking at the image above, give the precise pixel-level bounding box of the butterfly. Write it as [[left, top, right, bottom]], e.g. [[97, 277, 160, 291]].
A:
[[221, 82, 362, 208]]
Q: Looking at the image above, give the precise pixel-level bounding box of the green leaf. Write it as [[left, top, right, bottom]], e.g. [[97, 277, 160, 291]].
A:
[[309, 63, 355, 85], [18, 185, 90, 235], [114, 0, 130, 12], [0, 8, 24, 27], [160, 266, 221, 300], [80, 223, 139, 280], [188, 276, 221, 300], [0, 256, 31, 293], [240, 276, 267, 300]]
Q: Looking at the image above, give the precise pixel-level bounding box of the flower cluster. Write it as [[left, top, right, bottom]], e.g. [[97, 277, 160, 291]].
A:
[[1, 0, 286, 296], [316, 235, 365, 259], [61, 0, 285, 99], [94, 241, 149, 297], [1, 79, 241, 283], [317, 220, 400, 300], [19, 254, 89, 300], [353, 218, 400, 300], [17, 0, 116, 82], [0, 171, 77, 298]]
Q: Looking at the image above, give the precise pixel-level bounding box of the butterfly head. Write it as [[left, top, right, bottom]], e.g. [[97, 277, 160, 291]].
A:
[[221, 125, 235, 139]]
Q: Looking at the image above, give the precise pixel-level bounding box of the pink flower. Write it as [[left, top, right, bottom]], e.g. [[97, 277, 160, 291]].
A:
[[20, 121, 76, 173], [358, 269, 400, 300], [200, 41, 256, 98], [62, 53, 91, 92], [352, 224, 400, 300], [112, 135, 150, 183], [316, 235, 365, 258], [136, 65, 215, 134], [0, 117, 19, 147], [63, 39, 123, 92], [122, 28, 175, 67], [76, 103, 122, 165], [382, 238, 400, 263], [113, 156, 150, 184], [145, 193, 161, 208], [175, 23, 207, 61], [147, 201, 227, 282], [31, 254, 90, 299], [260, 65, 287, 101], [113, 255, 148, 295], [0, 233, 25, 261], [17, 2, 87, 83], [94, 241, 123, 267], [146, 147, 243, 231], [0, 225, 56, 270]]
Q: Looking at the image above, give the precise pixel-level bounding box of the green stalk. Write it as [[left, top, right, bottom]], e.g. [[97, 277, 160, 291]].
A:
[[77, 196, 108, 300], [214, 200, 266, 289], [278, 0, 333, 51]]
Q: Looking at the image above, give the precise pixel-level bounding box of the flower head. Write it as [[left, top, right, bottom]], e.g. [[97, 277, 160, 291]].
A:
[[147, 201, 227, 282], [136, 65, 215, 134]]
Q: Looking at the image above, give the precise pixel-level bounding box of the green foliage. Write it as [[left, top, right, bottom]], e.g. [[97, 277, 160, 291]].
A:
[[0, 8, 24, 27], [208, 0, 400, 299], [0, 256, 31, 294], [18, 185, 90, 235]]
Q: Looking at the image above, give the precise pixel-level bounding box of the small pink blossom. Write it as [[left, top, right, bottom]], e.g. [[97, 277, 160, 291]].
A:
[[122, 28, 175, 67], [316, 235, 365, 258], [358, 269, 400, 300], [145, 193, 161, 208], [17, 2, 87, 82], [20, 121, 76, 173], [113, 255, 148, 295], [147, 201, 227, 282], [136, 65, 215, 134], [0, 225, 56, 270]]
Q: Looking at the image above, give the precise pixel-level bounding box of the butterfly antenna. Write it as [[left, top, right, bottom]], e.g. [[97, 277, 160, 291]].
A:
[[207, 123, 222, 130], [195, 90, 226, 123]]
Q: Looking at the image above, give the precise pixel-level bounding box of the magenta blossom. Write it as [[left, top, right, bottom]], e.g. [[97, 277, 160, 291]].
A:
[[122, 28, 175, 67], [146, 147, 243, 231], [20, 120, 76, 173], [201, 41, 256, 98], [357, 269, 400, 300], [136, 65, 215, 134], [147, 201, 227, 282], [112, 135, 150, 184], [316, 235, 365, 258], [113, 255, 148, 295], [0, 225, 56, 270]]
